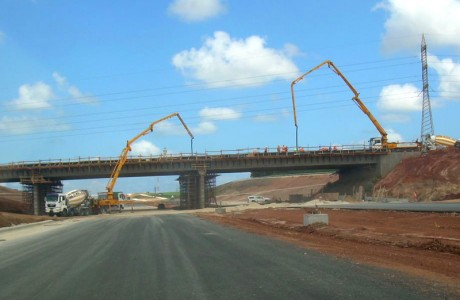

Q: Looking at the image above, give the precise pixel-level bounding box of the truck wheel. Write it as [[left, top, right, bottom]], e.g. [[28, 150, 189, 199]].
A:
[[62, 209, 68, 217], [48, 212, 54, 217], [158, 203, 166, 210]]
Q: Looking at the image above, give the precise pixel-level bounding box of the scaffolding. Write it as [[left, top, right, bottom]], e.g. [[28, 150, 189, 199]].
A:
[[205, 173, 217, 208], [178, 172, 217, 209], [21, 175, 62, 215]]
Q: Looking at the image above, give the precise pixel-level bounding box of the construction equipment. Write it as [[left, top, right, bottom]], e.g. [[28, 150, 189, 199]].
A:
[[291, 60, 393, 150], [96, 113, 194, 212], [45, 189, 93, 217], [429, 135, 460, 149]]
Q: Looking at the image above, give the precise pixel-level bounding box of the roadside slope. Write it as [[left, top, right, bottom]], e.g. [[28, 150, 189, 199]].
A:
[[375, 149, 460, 201], [216, 173, 337, 204]]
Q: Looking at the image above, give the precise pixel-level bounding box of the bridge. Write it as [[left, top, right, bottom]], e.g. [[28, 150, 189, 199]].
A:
[[0, 146, 420, 215]]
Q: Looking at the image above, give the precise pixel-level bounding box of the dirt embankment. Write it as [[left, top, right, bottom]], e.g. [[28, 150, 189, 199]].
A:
[[200, 208, 460, 291], [0, 186, 28, 214], [0, 212, 54, 228], [216, 174, 337, 204], [375, 149, 460, 201]]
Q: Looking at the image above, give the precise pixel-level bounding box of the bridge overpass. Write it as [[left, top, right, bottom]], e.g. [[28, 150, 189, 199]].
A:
[[0, 147, 420, 214]]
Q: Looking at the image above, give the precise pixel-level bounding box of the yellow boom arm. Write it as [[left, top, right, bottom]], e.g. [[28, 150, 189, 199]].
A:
[[106, 112, 194, 200], [291, 60, 388, 147]]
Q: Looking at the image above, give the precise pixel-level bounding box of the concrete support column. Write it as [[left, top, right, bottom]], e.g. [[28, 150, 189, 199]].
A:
[[198, 169, 206, 209], [186, 176, 191, 209], [33, 184, 40, 216]]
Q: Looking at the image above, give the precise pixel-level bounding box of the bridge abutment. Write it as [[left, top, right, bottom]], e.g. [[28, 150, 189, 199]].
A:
[[325, 151, 421, 197], [377, 151, 421, 178]]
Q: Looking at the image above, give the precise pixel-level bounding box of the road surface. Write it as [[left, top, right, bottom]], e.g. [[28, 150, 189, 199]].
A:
[[0, 213, 450, 299]]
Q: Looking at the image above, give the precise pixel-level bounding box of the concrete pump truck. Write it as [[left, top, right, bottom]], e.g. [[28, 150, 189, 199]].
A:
[[95, 112, 194, 213]]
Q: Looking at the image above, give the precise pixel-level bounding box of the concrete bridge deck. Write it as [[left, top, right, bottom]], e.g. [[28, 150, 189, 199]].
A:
[[0, 147, 394, 183], [0, 146, 421, 215]]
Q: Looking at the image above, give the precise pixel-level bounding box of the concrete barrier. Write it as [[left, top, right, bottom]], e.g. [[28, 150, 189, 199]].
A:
[[303, 214, 329, 226], [215, 207, 226, 214]]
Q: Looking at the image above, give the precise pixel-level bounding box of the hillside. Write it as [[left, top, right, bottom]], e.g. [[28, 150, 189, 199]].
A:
[[0, 186, 27, 213], [375, 149, 460, 201], [216, 173, 337, 204]]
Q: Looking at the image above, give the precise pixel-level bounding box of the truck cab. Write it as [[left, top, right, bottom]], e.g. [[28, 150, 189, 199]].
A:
[[45, 190, 91, 217], [97, 192, 126, 213], [247, 195, 270, 204], [45, 193, 67, 216]]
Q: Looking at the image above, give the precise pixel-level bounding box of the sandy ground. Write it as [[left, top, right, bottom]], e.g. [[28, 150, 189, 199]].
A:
[[198, 207, 460, 292]]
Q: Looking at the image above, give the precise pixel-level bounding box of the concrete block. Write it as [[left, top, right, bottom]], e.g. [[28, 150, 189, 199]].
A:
[[304, 214, 329, 226], [215, 207, 226, 214]]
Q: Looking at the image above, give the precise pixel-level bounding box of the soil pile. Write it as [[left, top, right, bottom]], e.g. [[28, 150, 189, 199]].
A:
[[375, 149, 460, 201], [0, 186, 28, 214]]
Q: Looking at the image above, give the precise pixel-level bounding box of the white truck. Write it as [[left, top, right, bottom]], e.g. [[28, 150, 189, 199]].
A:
[[45, 189, 93, 217], [248, 195, 271, 204]]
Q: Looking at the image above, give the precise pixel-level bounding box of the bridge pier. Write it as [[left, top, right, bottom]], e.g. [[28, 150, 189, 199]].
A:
[[21, 179, 62, 215], [198, 169, 206, 209], [178, 171, 216, 209]]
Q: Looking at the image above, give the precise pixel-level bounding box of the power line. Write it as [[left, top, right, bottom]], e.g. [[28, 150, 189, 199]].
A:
[[1, 57, 422, 111], [0, 91, 423, 143], [0, 77, 422, 133]]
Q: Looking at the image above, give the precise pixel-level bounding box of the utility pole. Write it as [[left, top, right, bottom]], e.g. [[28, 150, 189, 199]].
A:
[[420, 34, 435, 149]]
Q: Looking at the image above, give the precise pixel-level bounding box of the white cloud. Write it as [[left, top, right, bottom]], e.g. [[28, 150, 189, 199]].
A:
[[0, 31, 5, 43], [428, 55, 460, 100], [380, 113, 411, 123], [253, 114, 277, 122], [253, 109, 290, 122], [172, 31, 299, 88], [283, 43, 302, 57], [199, 106, 242, 121], [168, 0, 226, 22], [52, 72, 97, 104], [193, 121, 217, 135], [131, 140, 161, 156], [377, 83, 422, 112], [376, 0, 460, 52], [386, 128, 404, 142], [9, 82, 55, 110], [52, 72, 66, 86], [0, 115, 70, 135]]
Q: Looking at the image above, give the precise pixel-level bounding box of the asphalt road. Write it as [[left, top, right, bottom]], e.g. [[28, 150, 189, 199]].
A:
[[0, 213, 450, 300]]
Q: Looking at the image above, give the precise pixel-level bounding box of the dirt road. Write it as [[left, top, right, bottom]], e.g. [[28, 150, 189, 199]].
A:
[[199, 207, 460, 293]]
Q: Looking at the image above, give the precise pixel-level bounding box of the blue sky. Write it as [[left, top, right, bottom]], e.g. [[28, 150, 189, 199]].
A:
[[1, 0, 459, 193]]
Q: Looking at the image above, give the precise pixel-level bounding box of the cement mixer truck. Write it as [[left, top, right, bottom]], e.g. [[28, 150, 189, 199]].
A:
[[429, 135, 459, 148], [45, 189, 93, 217]]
